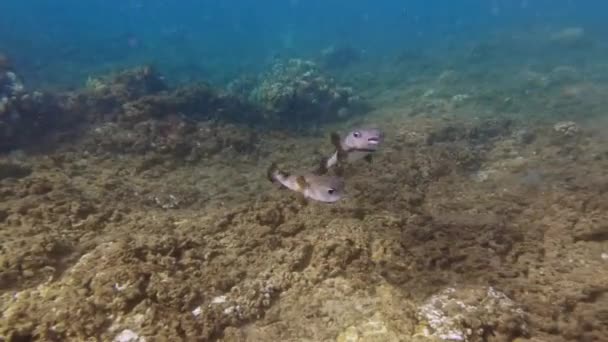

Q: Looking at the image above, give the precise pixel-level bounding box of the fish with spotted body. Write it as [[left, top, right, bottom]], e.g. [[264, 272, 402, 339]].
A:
[[318, 128, 384, 174], [267, 163, 345, 203]]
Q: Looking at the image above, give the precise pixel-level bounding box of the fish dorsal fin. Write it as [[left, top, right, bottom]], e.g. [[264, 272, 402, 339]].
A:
[[295, 175, 309, 191], [330, 132, 348, 163]]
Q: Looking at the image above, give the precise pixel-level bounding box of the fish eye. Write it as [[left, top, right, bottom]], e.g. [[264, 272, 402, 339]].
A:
[[327, 188, 336, 195], [353, 131, 361, 138]]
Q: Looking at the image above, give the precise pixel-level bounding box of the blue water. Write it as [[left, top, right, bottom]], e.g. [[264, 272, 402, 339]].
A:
[[1, 0, 607, 88]]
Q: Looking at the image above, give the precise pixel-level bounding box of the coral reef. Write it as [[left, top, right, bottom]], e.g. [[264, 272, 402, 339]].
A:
[[0, 54, 26, 145], [0, 55, 77, 152], [0, 64, 264, 156], [247, 59, 364, 126], [85, 65, 168, 101], [0, 59, 367, 154]]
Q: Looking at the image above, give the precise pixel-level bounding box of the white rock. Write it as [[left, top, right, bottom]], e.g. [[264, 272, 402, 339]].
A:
[[451, 94, 470, 102], [211, 295, 227, 304], [113, 329, 145, 342], [417, 286, 526, 341], [553, 121, 579, 136]]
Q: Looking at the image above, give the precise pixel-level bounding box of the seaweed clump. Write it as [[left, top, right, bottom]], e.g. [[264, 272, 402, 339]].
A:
[[247, 59, 364, 127]]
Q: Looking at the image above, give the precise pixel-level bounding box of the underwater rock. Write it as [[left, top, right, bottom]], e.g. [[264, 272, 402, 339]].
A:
[[416, 286, 528, 341], [553, 121, 580, 137], [0, 60, 75, 152], [85, 116, 258, 162], [85, 65, 167, 102], [571, 216, 608, 243], [0, 162, 32, 180], [467, 118, 514, 143], [426, 119, 513, 146], [0, 71, 24, 97], [79, 66, 258, 126], [74, 66, 169, 124], [426, 124, 468, 145], [0, 58, 26, 124], [226, 74, 259, 100], [336, 312, 401, 342], [248, 58, 364, 126], [113, 329, 145, 342], [0, 53, 11, 72], [120, 85, 255, 124], [513, 128, 536, 145]]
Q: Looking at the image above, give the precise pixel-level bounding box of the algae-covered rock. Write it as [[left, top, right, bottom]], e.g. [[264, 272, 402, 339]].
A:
[[0, 60, 72, 152], [83, 117, 258, 162], [85, 65, 167, 101], [0, 56, 26, 125], [553, 121, 580, 137], [0, 161, 31, 180], [248, 58, 364, 126], [121, 84, 255, 124], [336, 313, 401, 342], [416, 286, 528, 341]]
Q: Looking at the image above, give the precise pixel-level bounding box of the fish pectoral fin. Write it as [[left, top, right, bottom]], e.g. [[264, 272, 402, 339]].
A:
[[296, 193, 309, 206], [314, 156, 329, 175], [330, 132, 348, 163], [364, 154, 373, 163]]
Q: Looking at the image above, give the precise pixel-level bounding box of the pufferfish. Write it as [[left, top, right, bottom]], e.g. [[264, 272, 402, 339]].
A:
[[267, 162, 345, 203]]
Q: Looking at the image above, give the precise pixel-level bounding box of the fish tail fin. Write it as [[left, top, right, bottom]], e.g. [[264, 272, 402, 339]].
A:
[[267, 162, 289, 183], [267, 162, 278, 182]]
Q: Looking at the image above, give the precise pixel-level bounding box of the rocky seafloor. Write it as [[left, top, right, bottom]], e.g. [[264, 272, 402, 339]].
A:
[[1, 54, 608, 342]]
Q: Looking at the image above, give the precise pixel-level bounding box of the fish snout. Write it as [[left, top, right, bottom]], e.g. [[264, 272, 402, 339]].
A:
[[367, 137, 380, 145]]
